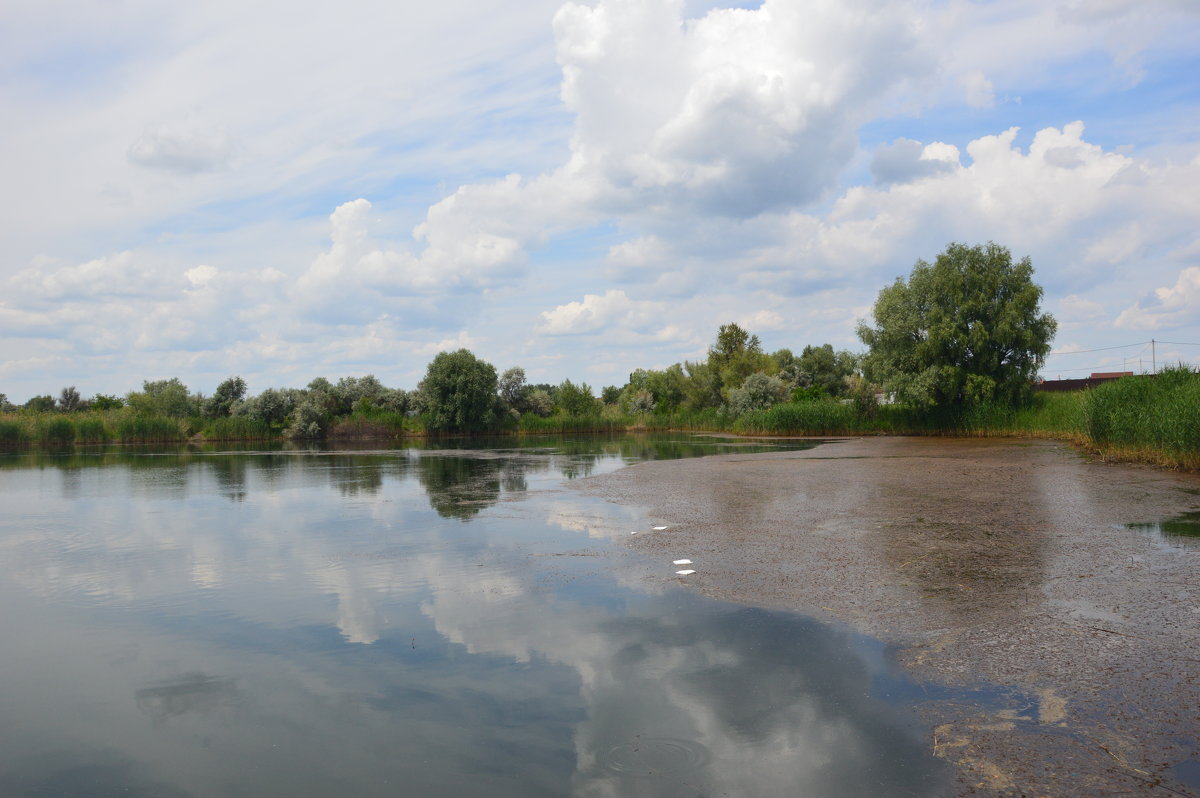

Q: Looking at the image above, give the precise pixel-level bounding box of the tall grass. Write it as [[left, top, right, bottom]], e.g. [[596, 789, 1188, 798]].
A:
[[201, 416, 274, 441], [0, 415, 31, 448], [1083, 368, 1200, 467], [517, 414, 629, 434], [114, 415, 185, 443]]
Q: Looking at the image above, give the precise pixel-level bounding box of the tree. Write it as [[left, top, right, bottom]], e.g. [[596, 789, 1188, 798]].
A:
[[127, 378, 196, 418], [24, 395, 56, 412], [498, 367, 529, 413], [418, 349, 499, 432], [204, 376, 247, 417], [794, 344, 859, 397], [91, 394, 124, 411], [728, 373, 789, 415], [57, 386, 83, 412], [556, 379, 597, 417], [857, 242, 1056, 407], [707, 323, 771, 395]]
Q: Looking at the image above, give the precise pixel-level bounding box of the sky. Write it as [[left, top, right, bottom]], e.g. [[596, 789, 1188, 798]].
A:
[[2, 0, 1199, 401]]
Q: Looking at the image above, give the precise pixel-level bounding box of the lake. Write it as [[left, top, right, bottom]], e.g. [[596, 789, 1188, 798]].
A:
[[0, 434, 951, 797]]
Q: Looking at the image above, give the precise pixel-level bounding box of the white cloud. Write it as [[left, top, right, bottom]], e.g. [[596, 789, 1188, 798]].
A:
[[870, 138, 960, 186], [1115, 266, 1200, 330], [740, 309, 786, 331], [960, 70, 995, 108], [538, 289, 665, 335]]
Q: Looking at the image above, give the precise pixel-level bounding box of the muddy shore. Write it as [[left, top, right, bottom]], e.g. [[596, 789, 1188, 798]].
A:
[[578, 436, 1200, 797]]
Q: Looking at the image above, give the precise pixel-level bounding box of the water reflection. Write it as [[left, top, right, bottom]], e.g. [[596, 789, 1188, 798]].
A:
[[0, 434, 949, 797], [1127, 511, 1200, 549]]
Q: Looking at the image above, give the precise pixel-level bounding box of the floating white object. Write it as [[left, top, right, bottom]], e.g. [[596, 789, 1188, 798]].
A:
[[652, 526, 668, 531], [676, 569, 696, 576], [673, 559, 692, 565]]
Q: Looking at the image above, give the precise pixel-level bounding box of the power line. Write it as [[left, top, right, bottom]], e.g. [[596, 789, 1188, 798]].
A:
[[1048, 341, 1149, 355], [1157, 340, 1200, 347]]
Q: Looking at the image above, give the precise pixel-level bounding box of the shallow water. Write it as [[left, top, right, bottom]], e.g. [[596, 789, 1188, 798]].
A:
[[0, 434, 952, 797]]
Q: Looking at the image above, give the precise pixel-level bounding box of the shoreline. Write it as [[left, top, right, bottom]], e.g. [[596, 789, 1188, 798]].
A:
[[578, 435, 1200, 796]]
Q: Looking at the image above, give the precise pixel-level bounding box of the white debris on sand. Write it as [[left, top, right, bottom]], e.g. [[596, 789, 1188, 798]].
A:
[[673, 559, 692, 565], [676, 569, 696, 576]]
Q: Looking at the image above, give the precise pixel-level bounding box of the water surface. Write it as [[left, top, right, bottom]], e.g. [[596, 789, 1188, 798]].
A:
[[0, 434, 949, 796]]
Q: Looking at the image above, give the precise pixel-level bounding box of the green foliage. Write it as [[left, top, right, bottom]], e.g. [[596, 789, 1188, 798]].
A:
[[25, 395, 56, 412], [90, 394, 124, 411], [600, 385, 621, 405], [734, 399, 860, 435], [525, 389, 554, 417], [794, 344, 858, 396], [728, 372, 789, 415], [518, 413, 626, 434], [58, 386, 84, 412], [708, 322, 771, 394], [858, 242, 1056, 408], [203, 416, 273, 440], [790, 385, 826, 403], [74, 417, 110, 443], [127, 378, 197, 418], [37, 417, 75, 445], [288, 398, 327, 439], [681, 360, 721, 410], [419, 349, 499, 432], [623, 388, 656, 415], [620, 367, 685, 413], [0, 394, 13, 412], [0, 418, 27, 447], [498, 367, 529, 413], [203, 376, 247, 417], [557, 379, 598, 417], [113, 415, 185, 443], [237, 388, 298, 426], [1084, 367, 1200, 458]]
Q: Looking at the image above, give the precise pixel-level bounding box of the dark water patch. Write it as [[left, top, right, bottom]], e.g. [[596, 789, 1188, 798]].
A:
[[1126, 511, 1200, 549]]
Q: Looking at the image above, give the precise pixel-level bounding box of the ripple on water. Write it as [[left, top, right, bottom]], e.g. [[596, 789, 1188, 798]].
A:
[[601, 736, 712, 779]]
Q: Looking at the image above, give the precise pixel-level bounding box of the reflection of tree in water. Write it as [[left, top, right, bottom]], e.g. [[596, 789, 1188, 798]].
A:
[[557, 455, 598, 480], [326, 456, 397, 497], [416, 455, 535, 520], [135, 672, 239, 728], [205, 456, 248, 501]]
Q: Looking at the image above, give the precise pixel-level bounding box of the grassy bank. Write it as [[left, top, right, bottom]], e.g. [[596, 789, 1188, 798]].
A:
[[2, 371, 1196, 469]]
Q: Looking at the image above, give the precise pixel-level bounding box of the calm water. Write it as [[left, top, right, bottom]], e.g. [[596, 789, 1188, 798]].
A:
[[0, 434, 949, 797]]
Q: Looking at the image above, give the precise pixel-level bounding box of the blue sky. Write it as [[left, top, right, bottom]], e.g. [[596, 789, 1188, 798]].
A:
[[2, 0, 1199, 401]]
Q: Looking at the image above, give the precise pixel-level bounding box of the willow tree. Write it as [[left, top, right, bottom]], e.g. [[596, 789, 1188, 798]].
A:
[[857, 242, 1056, 407]]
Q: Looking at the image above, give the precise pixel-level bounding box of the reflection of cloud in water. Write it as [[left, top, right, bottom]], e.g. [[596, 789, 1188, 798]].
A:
[[543, 500, 643, 541], [423, 570, 944, 796]]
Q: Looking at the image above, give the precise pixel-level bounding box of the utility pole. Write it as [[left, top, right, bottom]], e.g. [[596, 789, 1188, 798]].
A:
[[1152, 339, 1156, 374]]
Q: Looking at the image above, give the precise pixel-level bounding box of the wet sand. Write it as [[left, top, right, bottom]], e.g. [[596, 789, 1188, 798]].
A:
[[579, 436, 1200, 797]]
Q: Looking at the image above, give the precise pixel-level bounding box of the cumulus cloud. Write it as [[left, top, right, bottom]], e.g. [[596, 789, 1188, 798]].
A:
[[870, 138, 960, 186], [9, 251, 175, 301], [538, 289, 665, 335], [1115, 266, 1200, 330]]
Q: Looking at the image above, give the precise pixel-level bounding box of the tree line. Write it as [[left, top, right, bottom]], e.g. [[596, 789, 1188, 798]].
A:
[[2, 242, 1061, 437]]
